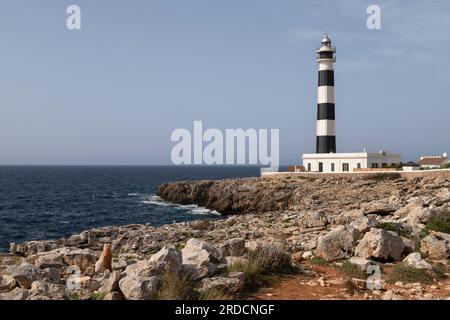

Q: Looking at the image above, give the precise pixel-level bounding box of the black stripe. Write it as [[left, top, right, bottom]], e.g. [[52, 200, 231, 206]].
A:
[[316, 136, 336, 154], [317, 103, 335, 120], [318, 70, 334, 87]]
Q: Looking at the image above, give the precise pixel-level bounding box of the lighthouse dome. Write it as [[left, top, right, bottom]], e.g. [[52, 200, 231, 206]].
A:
[[321, 33, 331, 46]]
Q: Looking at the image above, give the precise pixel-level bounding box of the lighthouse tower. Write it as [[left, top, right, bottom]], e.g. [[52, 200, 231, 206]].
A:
[[315, 33, 336, 153]]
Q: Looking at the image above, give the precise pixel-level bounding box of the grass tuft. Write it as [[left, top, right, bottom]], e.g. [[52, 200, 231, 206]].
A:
[[387, 263, 433, 284]]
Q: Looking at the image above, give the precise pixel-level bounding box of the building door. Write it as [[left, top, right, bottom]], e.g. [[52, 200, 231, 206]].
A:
[[319, 162, 323, 172]]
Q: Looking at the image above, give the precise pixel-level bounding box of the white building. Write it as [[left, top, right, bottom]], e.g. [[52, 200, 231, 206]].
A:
[[301, 34, 402, 173], [302, 151, 402, 173]]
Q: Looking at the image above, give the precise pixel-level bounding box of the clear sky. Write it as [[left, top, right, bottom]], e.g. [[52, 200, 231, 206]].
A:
[[0, 0, 449, 165]]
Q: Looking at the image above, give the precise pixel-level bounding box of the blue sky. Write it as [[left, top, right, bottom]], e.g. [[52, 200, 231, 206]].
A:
[[0, 0, 449, 165]]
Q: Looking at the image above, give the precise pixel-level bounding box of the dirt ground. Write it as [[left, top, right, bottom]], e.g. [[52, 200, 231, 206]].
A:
[[246, 262, 450, 300]]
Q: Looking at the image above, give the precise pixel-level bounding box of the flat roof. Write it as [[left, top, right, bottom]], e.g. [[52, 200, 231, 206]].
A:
[[302, 152, 402, 159]]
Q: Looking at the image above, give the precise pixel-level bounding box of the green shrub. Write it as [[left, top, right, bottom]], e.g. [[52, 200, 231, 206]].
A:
[[309, 256, 328, 266], [156, 270, 193, 300], [388, 264, 433, 284], [227, 244, 293, 291], [248, 245, 292, 275], [90, 291, 107, 300], [65, 292, 81, 300], [338, 261, 366, 279], [426, 214, 450, 233], [378, 222, 412, 238], [196, 288, 234, 300]]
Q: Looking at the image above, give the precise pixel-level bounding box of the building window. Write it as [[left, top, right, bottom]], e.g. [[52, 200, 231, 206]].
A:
[[307, 163, 311, 171], [331, 163, 335, 172], [372, 163, 378, 169], [357, 163, 361, 169], [319, 162, 323, 172], [382, 163, 388, 168], [342, 163, 349, 172]]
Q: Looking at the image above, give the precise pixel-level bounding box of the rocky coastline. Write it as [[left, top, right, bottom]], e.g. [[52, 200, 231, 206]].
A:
[[1, 172, 450, 300]]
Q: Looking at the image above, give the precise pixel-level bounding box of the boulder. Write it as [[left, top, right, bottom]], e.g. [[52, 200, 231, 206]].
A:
[[355, 228, 405, 261], [403, 253, 432, 270], [395, 201, 432, 225], [200, 275, 244, 294], [314, 226, 358, 261], [95, 244, 112, 273], [350, 217, 377, 234], [0, 287, 29, 300], [0, 275, 17, 293], [8, 264, 58, 289], [98, 271, 122, 293], [420, 233, 450, 260], [334, 210, 364, 225], [361, 200, 398, 216], [149, 245, 182, 273], [123, 260, 165, 278], [28, 279, 66, 300], [298, 211, 328, 228], [62, 248, 98, 272], [181, 239, 221, 279], [218, 238, 246, 257], [348, 257, 377, 272], [30, 251, 65, 269], [118, 275, 159, 300]]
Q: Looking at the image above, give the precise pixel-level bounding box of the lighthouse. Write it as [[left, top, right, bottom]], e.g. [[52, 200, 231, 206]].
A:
[[316, 33, 336, 154], [301, 33, 402, 173]]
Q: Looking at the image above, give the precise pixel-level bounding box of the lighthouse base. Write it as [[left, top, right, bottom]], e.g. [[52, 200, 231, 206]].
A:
[[302, 151, 401, 173]]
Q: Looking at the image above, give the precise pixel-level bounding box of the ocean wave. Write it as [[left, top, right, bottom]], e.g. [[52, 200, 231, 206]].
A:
[[142, 195, 221, 216]]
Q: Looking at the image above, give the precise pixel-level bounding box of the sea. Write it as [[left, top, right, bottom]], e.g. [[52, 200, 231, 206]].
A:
[[0, 166, 263, 253]]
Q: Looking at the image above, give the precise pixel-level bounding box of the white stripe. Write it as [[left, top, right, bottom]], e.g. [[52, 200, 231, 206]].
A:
[[319, 62, 334, 71], [316, 120, 336, 136], [317, 86, 335, 104]]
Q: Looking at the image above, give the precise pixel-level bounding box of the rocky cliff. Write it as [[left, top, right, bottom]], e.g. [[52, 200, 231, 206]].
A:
[[1, 173, 450, 300]]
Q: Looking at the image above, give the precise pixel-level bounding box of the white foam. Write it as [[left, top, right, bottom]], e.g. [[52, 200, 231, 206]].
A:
[[141, 195, 221, 216]]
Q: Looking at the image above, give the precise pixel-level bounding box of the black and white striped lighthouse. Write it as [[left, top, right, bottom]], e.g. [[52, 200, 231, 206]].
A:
[[315, 33, 336, 154]]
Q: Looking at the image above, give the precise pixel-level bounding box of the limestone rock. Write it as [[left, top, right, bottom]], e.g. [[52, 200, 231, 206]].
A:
[[355, 228, 405, 261], [62, 248, 98, 272], [200, 275, 244, 294], [95, 244, 112, 273], [8, 264, 58, 289], [0, 275, 17, 293], [420, 233, 450, 260], [361, 200, 398, 215], [218, 238, 246, 257], [0, 287, 29, 300], [314, 226, 358, 261], [103, 291, 123, 300], [395, 201, 432, 225], [334, 210, 364, 225], [298, 211, 328, 228], [403, 253, 432, 270], [348, 257, 377, 272], [124, 260, 165, 278], [98, 271, 122, 293], [28, 279, 65, 300], [118, 275, 159, 300], [181, 239, 221, 280], [149, 245, 182, 273]]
